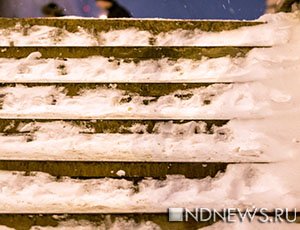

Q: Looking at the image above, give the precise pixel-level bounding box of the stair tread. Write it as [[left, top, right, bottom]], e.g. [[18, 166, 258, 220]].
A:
[[0, 18, 264, 34], [0, 81, 267, 120], [0, 118, 229, 134], [0, 82, 228, 97], [0, 166, 296, 212]]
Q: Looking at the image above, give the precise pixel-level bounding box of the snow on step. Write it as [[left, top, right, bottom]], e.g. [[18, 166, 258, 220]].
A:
[[0, 14, 296, 47], [0, 115, 298, 162], [0, 81, 298, 119], [0, 18, 265, 47], [0, 163, 299, 213], [0, 18, 263, 33], [0, 41, 299, 84], [0, 49, 263, 83]]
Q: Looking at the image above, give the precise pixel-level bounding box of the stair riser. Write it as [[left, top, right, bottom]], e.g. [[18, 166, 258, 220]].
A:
[[0, 47, 257, 59], [0, 161, 232, 179], [0, 83, 225, 97]]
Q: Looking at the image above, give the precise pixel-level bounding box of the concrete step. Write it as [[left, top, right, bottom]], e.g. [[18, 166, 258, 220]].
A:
[[0, 117, 267, 179], [0, 18, 264, 34], [0, 118, 268, 163], [0, 46, 261, 59], [0, 160, 238, 179], [0, 212, 214, 230], [0, 82, 226, 97], [0, 118, 229, 134], [0, 212, 298, 230], [0, 82, 251, 119]]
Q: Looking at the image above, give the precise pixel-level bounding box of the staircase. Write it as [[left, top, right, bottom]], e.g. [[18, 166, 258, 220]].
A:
[[0, 18, 298, 229]]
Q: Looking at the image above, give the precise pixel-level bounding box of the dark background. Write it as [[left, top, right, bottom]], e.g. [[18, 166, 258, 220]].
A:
[[0, 0, 266, 20], [119, 0, 266, 19]]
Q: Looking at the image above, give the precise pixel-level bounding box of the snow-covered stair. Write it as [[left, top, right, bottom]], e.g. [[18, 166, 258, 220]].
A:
[[0, 18, 264, 46], [0, 16, 299, 229]]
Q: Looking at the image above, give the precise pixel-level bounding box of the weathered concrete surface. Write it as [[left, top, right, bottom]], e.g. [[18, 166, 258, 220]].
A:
[[0, 160, 232, 179], [0, 18, 264, 34], [0, 119, 229, 134], [0, 46, 260, 59], [0, 82, 226, 97]]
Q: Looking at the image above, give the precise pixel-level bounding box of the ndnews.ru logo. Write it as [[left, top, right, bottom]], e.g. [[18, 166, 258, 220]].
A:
[[168, 208, 298, 223]]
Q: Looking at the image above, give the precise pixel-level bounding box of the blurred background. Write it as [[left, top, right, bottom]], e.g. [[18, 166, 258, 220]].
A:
[[0, 0, 268, 20]]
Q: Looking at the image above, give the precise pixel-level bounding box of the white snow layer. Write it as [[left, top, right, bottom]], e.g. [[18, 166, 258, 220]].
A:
[[0, 161, 299, 212], [0, 12, 300, 229]]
